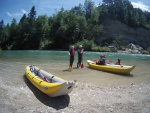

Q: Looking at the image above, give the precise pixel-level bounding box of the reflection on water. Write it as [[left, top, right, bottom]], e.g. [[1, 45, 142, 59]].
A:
[[0, 50, 150, 86]]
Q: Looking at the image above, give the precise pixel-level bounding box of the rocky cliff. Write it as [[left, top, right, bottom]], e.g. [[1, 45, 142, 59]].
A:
[[97, 19, 150, 53]]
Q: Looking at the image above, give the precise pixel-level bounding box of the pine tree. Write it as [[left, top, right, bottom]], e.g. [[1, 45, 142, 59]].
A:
[[28, 6, 36, 20]]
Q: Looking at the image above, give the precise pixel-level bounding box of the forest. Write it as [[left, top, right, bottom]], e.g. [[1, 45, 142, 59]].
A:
[[0, 0, 150, 51]]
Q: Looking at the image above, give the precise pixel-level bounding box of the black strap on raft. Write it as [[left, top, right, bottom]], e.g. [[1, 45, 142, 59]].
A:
[[29, 65, 34, 72], [36, 69, 41, 76], [50, 76, 54, 83]]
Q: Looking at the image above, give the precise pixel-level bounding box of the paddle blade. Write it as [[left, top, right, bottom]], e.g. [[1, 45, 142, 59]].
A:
[[68, 65, 72, 72], [93, 59, 98, 63]]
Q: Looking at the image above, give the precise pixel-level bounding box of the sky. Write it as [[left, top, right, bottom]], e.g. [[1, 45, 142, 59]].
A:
[[0, 0, 150, 25]]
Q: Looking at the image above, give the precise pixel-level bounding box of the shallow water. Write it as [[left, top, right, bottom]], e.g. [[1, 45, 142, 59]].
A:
[[0, 50, 150, 86]]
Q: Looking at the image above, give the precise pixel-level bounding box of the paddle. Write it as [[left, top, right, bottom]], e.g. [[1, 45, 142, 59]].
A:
[[68, 65, 72, 72], [93, 59, 98, 63]]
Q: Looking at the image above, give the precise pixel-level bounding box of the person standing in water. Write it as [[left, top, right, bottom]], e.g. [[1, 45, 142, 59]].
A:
[[68, 45, 75, 71], [77, 45, 84, 68]]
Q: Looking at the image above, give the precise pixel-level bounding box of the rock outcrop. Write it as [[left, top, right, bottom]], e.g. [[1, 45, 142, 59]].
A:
[[97, 19, 150, 54], [119, 43, 149, 54]]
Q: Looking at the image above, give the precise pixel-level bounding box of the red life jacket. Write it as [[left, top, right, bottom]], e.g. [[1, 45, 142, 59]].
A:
[[70, 49, 75, 56], [115, 62, 121, 65]]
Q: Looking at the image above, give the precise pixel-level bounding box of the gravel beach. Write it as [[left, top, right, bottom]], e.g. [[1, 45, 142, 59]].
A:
[[0, 60, 150, 113]]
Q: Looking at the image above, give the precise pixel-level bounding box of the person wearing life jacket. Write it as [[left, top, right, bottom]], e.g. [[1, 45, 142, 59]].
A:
[[97, 54, 106, 65], [77, 45, 84, 68], [115, 59, 121, 65], [68, 45, 75, 67]]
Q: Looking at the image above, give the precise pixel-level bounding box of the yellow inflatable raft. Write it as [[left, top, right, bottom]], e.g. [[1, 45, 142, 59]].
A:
[[25, 65, 76, 97], [87, 60, 135, 74]]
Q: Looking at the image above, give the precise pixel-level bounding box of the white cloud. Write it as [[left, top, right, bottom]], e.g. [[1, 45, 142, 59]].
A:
[[21, 9, 28, 14], [131, 1, 150, 12], [6, 12, 12, 17], [7, 12, 22, 17], [6, 9, 28, 17]]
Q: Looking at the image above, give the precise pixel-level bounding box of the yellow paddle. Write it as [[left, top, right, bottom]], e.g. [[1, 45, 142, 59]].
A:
[[68, 65, 72, 72]]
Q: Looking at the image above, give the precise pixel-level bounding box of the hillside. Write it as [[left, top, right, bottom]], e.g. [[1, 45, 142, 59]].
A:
[[0, 0, 150, 52], [97, 19, 150, 53]]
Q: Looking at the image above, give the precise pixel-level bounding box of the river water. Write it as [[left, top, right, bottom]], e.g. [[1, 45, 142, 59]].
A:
[[0, 50, 150, 86]]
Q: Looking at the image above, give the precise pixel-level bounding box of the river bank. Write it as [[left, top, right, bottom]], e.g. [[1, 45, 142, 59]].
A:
[[0, 59, 150, 113], [0, 51, 150, 113], [1, 76, 150, 113]]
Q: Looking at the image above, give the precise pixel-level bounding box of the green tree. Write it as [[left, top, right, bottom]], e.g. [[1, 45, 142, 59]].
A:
[[0, 24, 10, 49], [0, 20, 4, 46], [35, 15, 50, 49], [0, 20, 4, 29], [7, 18, 19, 49], [102, 0, 113, 6], [28, 6, 36, 20], [71, 3, 85, 16], [19, 14, 26, 24], [97, 5, 108, 23], [84, 0, 95, 19]]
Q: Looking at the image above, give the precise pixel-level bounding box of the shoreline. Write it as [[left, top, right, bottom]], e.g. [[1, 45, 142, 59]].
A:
[[0, 50, 150, 55], [0, 60, 150, 113]]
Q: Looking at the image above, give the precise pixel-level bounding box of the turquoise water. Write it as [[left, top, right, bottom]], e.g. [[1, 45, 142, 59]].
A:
[[0, 50, 150, 63], [0, 50, 150, 86]]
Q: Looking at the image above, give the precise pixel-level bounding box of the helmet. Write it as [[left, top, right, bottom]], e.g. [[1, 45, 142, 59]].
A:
[[79, 45, 82, 48], [100, 54, 104, 58]]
